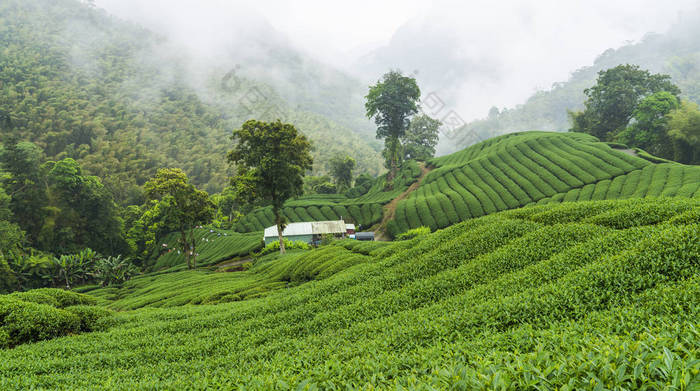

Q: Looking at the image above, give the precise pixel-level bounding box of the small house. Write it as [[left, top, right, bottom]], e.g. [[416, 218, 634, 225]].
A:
[[345, 223, 356, 239], [263, 220, 348, 245]]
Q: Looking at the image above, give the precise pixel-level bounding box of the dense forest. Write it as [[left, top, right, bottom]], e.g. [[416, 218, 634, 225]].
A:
[[452, 9, 700, 149], [0, 0, 383, 206]]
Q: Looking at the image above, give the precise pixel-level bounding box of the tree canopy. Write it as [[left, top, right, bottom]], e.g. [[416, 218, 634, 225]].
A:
[[570, 64, 681, 140], [366, 71, 421, 179], [667, 100, 700, 164], [142, 168, 215, 269], [228, 120, 313, 253], [329, 156, 356, 193], [402, 114, 441, 161]]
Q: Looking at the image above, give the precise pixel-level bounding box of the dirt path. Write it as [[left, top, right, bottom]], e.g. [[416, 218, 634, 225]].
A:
[[374, 163, 433, 241], [216, 257, 252, 272]]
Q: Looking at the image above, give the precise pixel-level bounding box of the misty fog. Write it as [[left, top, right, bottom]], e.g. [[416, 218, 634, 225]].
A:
[[95, 0, 699, 121]]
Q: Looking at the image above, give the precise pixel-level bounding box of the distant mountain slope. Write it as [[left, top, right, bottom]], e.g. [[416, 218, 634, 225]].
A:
[[449, 9, 700, 151], [387, 132, 700, 235], [0, 0, 383, 203]]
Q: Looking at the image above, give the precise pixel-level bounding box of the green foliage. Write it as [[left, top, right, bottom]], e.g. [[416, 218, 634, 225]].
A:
[[152, 229, 262, 271], [366, 70, 421, 177], [92, 256, 138, 287], [570, 64, 680, 140], [51, 248, 99, 290], [396, 226, 431, 240], [390, 131, 691, 234], [258, 240, 311, 257], [63, 305, 112, 332], [234, 161, 422, 232], [0, 198, 697, 388], [402, 114, 441, 161], [0, 0, 383, 200], [0, 288, 103, 348], [615, 91, 679, 158], [142, 168, 215, 269], [667, 100, 700, 164], [229, 120, 313, 253], [329, 156, 356, 192]]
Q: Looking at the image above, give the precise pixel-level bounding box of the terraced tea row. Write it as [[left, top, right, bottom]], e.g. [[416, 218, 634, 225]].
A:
[[388, 131, 700, 235], [151, 229, 264, 270], [537, 163, 700, 204], [1, 198, 696, 389], [232, 161, 421, 232]]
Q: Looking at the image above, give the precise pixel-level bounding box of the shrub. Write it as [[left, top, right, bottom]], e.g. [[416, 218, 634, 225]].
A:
[[396, 226, 431, 241], [258, 239, 311, 256], [0, 297, 80, 348], [64, 305, 113, 332], [27, 288, 97, 308]]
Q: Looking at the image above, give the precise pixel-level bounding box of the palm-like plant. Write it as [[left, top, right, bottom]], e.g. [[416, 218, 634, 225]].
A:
[[52, 248, 98, 289], [92, 255, 138, 286]]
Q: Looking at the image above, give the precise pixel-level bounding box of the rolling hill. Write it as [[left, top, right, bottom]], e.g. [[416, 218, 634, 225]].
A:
[[1, 197, 698, 388], [232, 131, 700, 239], [388, 131, 700, 235]]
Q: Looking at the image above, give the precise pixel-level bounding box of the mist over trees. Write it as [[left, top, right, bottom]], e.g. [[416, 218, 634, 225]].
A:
[[450, 10, 700, 153], [570, 65, 698, 164]]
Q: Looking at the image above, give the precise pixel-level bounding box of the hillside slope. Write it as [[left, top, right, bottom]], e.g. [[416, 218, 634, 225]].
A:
[[232, 161, 423, 232], [1, 197, 698, 388], [0, 0, 382, 202], [387, 131, 700, 236]]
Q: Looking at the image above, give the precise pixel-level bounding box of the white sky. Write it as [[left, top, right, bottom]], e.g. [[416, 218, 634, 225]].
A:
[[95, 0, 700, 119]]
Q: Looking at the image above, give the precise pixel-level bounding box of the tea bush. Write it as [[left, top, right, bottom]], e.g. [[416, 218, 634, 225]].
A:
[[0, 289, 104, 348], [0, 197, 698, 389], [390, 132, 700, 235]]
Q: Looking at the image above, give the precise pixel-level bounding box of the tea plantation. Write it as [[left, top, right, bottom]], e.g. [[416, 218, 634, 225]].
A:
[[233, 161, 422, 232], [150, 228, 264, 271], [388, 131, 700, 235], [1, 198, 698, 389]]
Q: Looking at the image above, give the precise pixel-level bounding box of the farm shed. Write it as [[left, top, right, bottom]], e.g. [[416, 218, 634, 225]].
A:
[[263, 220, 348, 245], [355, 232, 375, 241]]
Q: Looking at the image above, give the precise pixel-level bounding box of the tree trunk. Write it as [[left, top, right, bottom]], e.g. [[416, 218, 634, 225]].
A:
[[276, 213, 285, 254], [181, 231, 191, 269], [189, 230, 197, 269], [388, 136, 400, 182]]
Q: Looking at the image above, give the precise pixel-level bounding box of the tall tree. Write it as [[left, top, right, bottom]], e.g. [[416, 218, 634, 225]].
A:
[[570, 64, 681, 140], [365, 71, 421, 180], [228, 120, 313, 254], [38, 159, 127, 256], [0, 138, 46, 242], [615, 91, 679, 158], [143, 168, 214, 269], [329, 156, 356, 193], [402, 114, 441, 161]]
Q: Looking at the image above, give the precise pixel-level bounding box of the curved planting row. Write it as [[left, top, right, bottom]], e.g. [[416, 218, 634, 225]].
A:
[[233, 161, 422, 233], [7, 198, 699, 388], [389, 131, 686, 236], [152, 229, 264, 270], [537, 163, 700, 204]]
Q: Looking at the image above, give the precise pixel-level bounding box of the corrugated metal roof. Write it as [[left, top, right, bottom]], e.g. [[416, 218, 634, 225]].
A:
[[264, 222, 312, 237], [345, 224, 355, 230], [311, 220, 346, 235], [263, 220, 346, 238]]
